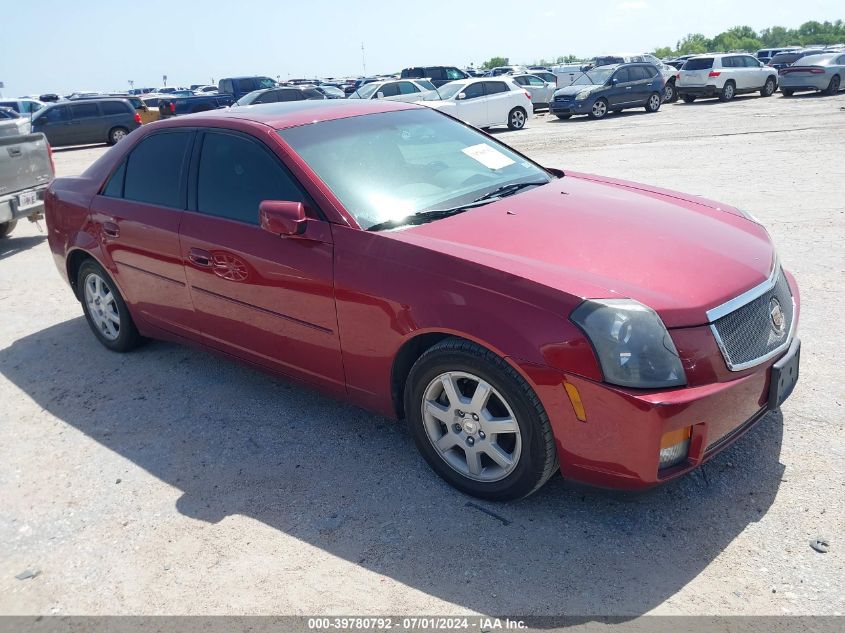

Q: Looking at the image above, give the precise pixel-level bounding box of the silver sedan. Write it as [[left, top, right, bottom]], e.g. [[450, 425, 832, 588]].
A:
[[510, 74, 557, 109], [779, 52, 845, 96]]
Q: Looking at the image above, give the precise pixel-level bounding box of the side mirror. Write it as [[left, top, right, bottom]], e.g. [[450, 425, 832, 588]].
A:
[[259, 200, 307, 236], [456, 92, 466, 100]]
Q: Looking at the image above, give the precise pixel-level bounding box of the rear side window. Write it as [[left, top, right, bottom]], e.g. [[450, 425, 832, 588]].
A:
[[301, 88, 323, 99], [484, 81, 508, 94], [397, 81, 419, 95], [684, 58, 714, 70], [102, 162, 126, 197], [196, 132, 305, 224], [70, 103, 100, 119], [101, 101, 130, 115], [277, 90, 304, 102], [628, 66, 650, 80], [124, 131, 192, 208]]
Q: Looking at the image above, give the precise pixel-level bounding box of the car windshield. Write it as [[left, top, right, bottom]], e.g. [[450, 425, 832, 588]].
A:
[[278, 109, 551, 230], [355, 83, 381, 99], [416, 79, 436, 90], [424, 82, 465, 100], [572, 68, 613, 85], [320, 85, 345, 97]]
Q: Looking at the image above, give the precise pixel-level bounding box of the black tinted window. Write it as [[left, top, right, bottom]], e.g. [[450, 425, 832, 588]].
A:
[[277, 90, 303, 102], [484, 81, 508, 94], [426, 68, 445, 80], [102, 162, 126, 197], [197, 132, 305, 224], [301, 88, 324, 99], [379, 83, 400, 97], [684, 58, 714, 70], [397, 81, 419, 95], [628, 66, 649, 80], [403, 68, 424, 78], [612, 68, 631, 82], [101, 101, 130, 115], [41, 107, 69, 123], [462, 83, 485, 99], [124, 132, 192, 208], [70, 103, 100, 119], [254, 91, 278, 104], [236, 79, 254, 92]]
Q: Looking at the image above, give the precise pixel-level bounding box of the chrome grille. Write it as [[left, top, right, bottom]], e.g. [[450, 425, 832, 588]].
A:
[[710, 269, 794, 371]]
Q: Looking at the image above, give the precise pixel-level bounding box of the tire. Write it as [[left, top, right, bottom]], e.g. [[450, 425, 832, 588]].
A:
[[77, 259, 143, 352], [781, 88, 794, 97], [108, 126, 129, 145], [645, 92, 662, 113], [507, 107, 527, 130], [555, 114, 571, 120], [0, 220, 17, 238], [825, 75, 841, 96], [663, 81, 677, 103], [588, 98, 609, 119], [404, 338, 558, 501], [719, 81, 736, 102], [760, 77, 776, 97], [681, 95, 697, 103]]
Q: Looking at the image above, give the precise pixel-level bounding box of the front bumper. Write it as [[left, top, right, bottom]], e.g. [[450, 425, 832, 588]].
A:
[[516, 337, 800, 490], [677, 85, 720, 97], [550, 98, 592, 115], [0, 184, 48, 223]]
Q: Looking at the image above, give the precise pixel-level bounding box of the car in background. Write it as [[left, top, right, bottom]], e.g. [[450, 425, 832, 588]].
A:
[[43, 100, 801, 500], [0, 98, 44, 117], [677, 54, 778, 102], [158, 94, 235, 117], [218, 76, 278, 101], [769, 48, 828, 70], [31, 99, 140, 146], [666, 55, 696, 70], [421, 78, 532, 130], [349, 79, 437, 102], [70, 94, 158, 124], [155, 86, 188, 94], [756, 46, 801, 65], [400, 66, 469, 87], [234, 86, 326, 106], [778, 52, 845, 96], [484, 65, 529, 77], [128, 88, 155, 95], [529, 71, 558, 85], [39, 94, 62, 103], [510, 74, 556, 109], [551, 63, 588, 88], [0, 106, 31, 136], [313, 85, 346, 99], [193, 85, 219, 94], [0, 106, 19, 119], [1, 129, 53, 238], [550, 63, 664, 120], [594, 54, 679, 101]]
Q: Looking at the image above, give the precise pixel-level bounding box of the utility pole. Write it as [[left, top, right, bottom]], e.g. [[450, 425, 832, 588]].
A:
[[128, 80, 134, 92], [361, 42, 366, 76]]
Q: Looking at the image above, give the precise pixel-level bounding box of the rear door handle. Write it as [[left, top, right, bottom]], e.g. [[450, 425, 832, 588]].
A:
[[102, 221, 120, 238], [188, 247, 213, 267]]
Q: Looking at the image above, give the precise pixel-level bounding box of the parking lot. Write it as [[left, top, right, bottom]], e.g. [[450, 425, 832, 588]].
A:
[[1, 92, 844, 617]]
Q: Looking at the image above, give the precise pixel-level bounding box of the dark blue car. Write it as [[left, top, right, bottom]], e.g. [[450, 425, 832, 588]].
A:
[[550, 63, 665, 120]]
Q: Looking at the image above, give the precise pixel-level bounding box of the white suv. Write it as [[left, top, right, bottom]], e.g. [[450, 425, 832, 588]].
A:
[[420, 78, 533, 130], [677, 53, 778, 102]]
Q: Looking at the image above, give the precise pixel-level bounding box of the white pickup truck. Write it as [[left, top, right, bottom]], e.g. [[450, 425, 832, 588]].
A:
[[0, 131, 54, 238]]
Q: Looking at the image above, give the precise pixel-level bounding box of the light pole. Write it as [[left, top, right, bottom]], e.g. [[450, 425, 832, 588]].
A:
[[128, 80, 134, 92], [361, 42, 366, 76]]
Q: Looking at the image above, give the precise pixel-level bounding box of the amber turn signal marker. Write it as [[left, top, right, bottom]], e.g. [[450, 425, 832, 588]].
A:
[[660, 426, 692, 449], [563, 382, 587, 422]]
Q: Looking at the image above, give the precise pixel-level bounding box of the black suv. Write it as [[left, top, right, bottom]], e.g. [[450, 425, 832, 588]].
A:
[[400, 66, 468, 87], [31, 99, 140, 147]]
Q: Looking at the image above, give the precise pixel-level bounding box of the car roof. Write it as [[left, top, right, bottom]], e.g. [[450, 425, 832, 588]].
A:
[[166, 99, 420, 130]]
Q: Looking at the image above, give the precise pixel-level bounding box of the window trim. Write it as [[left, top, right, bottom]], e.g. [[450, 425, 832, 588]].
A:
[[187, 128, 321, 226]]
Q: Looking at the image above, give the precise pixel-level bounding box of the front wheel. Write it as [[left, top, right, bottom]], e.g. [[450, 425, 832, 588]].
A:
[[0, 220, 17, 238], [781, 88, 794, 97], [555, 114, 571, 120], [78, 259, 143, 352], [825, 75, 841, 96], [719, 81, 736, 102], [588, 98, 608, 119], [507, 107, 527, 130], [108, 126, 129, 145], [681, 94, 697, 103], [760, 77, 776, 97], [663, 81, 677, 103], [645, 92, 662, 113], [405, 338, 558, 500]]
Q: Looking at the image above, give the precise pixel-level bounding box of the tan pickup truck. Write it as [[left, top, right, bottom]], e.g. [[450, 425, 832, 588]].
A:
[[0, 132, 54, 238]]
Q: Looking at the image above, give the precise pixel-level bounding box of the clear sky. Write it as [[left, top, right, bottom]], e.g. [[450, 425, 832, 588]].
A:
[[1, 0, 841, 96]]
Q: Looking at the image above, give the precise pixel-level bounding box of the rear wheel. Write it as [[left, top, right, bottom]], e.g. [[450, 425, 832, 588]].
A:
[[507, 107, 527, 130], [645, 92, 662, 113], [77, 259, 143, 352], [719, 81, 736, 102], [781, 88, 794, 97], [760, 77, 776, 97], [107, 126, 129, 145], [682, 94, 697, 103], [0, 220, 17, 238], [405, 338, 558, 500], [825, 75, 841, 96], [588, 98, 608, 119]]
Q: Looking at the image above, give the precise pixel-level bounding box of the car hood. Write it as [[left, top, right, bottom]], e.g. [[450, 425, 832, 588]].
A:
[[555, 84, 602, 97], [385, 173, 775, 328]]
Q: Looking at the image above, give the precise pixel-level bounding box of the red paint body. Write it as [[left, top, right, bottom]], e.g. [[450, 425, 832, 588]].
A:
[[45, 101, 800, 490]]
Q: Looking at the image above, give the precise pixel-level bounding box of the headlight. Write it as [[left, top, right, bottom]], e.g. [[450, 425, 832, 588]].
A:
[[571, 299, 686, 389], [575, 90, 592, 100]]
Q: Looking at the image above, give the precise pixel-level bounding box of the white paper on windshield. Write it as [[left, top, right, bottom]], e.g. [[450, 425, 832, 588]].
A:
[[461, 144, 515, 170]]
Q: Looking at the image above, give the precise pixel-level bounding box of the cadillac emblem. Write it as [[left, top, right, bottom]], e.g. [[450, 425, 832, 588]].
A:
[[769, 297, 785, 336]]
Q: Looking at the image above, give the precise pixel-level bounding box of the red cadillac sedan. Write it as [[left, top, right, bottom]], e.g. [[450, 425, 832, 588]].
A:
[[44, 100, 800, 500]]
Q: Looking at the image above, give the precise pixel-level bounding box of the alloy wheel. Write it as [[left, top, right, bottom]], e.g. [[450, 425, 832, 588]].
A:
[[84, 273, 121, 341], [592, 100, 607, 118], [421, 371, 522, 482], [510, 109, 526, 129], [648, 94, 661, 111]]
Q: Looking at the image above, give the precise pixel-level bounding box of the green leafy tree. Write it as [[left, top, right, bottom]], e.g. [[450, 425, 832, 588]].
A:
[[676, 33, 711, 54], [481, 57, 509, 70], [652, 46, 674, 58]]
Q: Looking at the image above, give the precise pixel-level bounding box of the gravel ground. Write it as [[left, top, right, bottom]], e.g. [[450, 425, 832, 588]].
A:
[[1, 92, 843, 617]]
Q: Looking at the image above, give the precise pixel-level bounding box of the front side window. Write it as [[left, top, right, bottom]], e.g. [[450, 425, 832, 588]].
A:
[[40, 106, 69, 123], [278, 108, 550, 230], [253, 91, 278, 104], [196, 132, 305, 224], [378, 83, 401, 97], [612, 68, 631, 83], [397, 82, 420, 95], [124, 131, 192, 208], [462, 83, 485, 99]]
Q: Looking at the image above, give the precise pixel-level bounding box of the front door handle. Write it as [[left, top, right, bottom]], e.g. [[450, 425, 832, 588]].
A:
[[188, 247, 213, 267], [102, 221, 120, 238]]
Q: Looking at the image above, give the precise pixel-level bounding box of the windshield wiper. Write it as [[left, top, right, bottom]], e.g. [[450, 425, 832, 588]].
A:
[[473, 179, 549, 203], [366, 199, 497, 232]]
